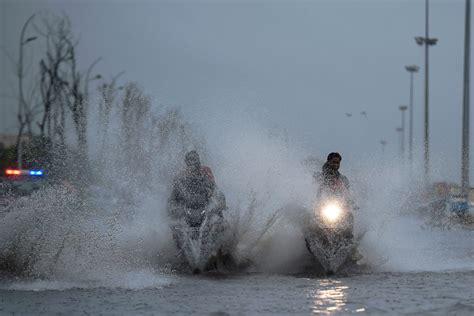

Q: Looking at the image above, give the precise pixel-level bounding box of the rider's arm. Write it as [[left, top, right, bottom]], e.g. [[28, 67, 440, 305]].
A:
[[342, 175, 350, 190], [342, 176, 359, 210], [169, 177, 186, 208]]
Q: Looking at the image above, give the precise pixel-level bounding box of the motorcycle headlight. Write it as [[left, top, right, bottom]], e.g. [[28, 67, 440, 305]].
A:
[[320, 202, 343, 223]]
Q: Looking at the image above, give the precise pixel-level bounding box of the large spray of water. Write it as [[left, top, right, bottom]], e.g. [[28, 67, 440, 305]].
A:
[[0, 92, 472, 289], [353, 156, 473, 273]]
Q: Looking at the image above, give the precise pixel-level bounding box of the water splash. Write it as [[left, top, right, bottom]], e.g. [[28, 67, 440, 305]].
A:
[[1, 99, 472, 289]]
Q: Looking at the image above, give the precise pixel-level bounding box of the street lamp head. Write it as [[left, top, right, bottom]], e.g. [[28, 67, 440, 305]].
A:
[[427, 38, 438, 45], [399, 105, 408, 111], [415, 36, 425, 46], [405, 65, 420, 73], [396, 127, 403, 132], [380, 140, 387, 146]]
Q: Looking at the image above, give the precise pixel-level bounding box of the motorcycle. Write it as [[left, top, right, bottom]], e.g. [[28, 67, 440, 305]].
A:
[[169, 190, 231, 273], [304, 197, 358, 274]]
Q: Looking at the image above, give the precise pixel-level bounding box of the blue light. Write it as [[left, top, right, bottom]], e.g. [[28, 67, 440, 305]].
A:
[[29, 170, 44, 176]]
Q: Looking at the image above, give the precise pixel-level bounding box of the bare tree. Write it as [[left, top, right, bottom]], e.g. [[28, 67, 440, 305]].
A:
[[36, 13, 100, 156], [36, 14, 74, 146], [14, 14, 38, 168], [119, 82, 151, 173], [63, 40, 87, 154], [97, 71, 124, 161]]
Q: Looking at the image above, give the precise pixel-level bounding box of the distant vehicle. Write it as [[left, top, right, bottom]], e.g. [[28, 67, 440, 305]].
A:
[[4, 168, 44, 177], [0, 168, 47, 211], [449, 195, 469, 216]]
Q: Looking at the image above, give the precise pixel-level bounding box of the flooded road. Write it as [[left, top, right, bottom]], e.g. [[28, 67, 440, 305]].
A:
[[1, 166, 473, 315], [1, 270, 473, 315]]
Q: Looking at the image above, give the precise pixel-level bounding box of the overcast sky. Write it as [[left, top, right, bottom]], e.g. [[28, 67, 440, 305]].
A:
[[0, 0, 472, 183]]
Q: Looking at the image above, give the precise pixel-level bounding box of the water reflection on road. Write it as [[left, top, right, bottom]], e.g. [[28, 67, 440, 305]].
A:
[[1, 272, 473, 314], [310, 279, 365, 314]]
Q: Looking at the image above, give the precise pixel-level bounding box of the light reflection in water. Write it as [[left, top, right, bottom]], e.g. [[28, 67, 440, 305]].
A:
[[310, 279, 365, 314]]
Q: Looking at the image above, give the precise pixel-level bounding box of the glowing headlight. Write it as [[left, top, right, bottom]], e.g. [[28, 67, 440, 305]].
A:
[[321, 203, 343, 222]]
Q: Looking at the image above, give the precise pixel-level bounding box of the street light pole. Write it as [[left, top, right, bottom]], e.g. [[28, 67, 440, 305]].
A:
[[405, 65, 419, 164], [415, 0, 438, 186], [380, 140, 387, 155], [461, 0, 471, 204], [399, 105, 408, 159], [396, 127, 403, 158]]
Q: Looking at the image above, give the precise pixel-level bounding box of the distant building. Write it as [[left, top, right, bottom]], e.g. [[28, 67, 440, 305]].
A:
[[449, 184, 474, 205], [0, 133, 31, 148], [432, 181, 474, 205]]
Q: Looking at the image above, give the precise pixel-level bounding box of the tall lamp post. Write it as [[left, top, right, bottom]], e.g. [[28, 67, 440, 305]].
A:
[[380, 140, 387, 155], [415, 0, 438, 186], [396, 127, 403, 158], [461, 0, 471, 206], [405, 65, 419, 164], [399, 106, 408, 160]]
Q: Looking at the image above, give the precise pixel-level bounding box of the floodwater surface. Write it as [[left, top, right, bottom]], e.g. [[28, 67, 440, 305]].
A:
[[1, 271, 473, 315]]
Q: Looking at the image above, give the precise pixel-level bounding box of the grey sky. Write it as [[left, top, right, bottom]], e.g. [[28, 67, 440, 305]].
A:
[[0, 0, 472, 183]]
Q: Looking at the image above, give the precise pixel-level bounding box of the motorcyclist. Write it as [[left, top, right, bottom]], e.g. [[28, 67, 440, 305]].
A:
[[315, 152, 350, 202], [315, 152, 355, 239], [305, 152, 361, 268], [168, 151, 231, 272], [168, 150, 224, 223]]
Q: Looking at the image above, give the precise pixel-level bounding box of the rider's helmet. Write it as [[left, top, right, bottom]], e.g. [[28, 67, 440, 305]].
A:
[[184, 150, 201, 170]]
